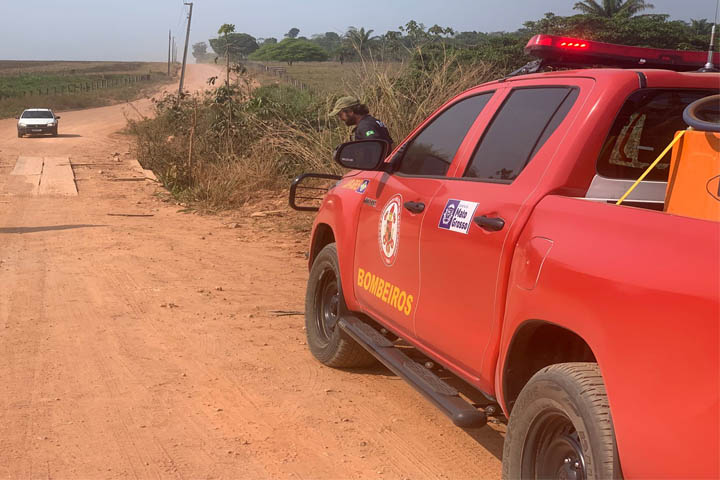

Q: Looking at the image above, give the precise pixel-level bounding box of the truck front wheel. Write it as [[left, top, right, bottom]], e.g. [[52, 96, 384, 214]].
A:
[[502, 362, 622, 480], [305, 243, 375, 368]]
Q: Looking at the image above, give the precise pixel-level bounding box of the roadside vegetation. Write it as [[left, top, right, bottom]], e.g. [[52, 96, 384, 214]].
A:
[[134, 0, 718, 210], [130, 52, 498, 209], [0, 61, 174, 119], [248, 61, 403, 94]]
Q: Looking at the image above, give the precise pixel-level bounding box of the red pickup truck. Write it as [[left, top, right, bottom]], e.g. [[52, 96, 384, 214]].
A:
[[291, 36, 719, 479]]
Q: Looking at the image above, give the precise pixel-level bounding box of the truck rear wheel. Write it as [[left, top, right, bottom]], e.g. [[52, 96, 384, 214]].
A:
[[502, 362, 622, 480], [305, 243, 375, 368]]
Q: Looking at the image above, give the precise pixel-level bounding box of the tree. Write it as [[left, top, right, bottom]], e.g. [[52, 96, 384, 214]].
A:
[[573, 0, 654, 17], [524, 12, 711, 50], [285, 27, 300, 39], [192, 42, 210, 62], [454, 31, 483, 46], [377, 31, 404, 61], [310, 32, 343, 56], [399, 20, 430, 48], [428, 24, 456, 39], [216, 24, 235, 90], [209, 32, 259, 60], [250, 38, 328, 65], [690, 18, 713, 36], [345, 26, 375, 56]]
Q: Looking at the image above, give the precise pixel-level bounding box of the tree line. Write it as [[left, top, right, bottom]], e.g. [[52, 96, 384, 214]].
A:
[[191, 0, 717, 68]]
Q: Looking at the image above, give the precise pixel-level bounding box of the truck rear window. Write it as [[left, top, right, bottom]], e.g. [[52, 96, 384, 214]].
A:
[[597, 89, 718, 181], [464, 87, 578, 183]]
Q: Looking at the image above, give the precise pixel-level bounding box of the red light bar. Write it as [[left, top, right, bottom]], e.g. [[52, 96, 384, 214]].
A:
[[525, 34, 720, 72]]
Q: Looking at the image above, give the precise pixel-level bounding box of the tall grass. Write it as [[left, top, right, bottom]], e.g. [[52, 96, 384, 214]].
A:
[[129, 52, 502, 210]]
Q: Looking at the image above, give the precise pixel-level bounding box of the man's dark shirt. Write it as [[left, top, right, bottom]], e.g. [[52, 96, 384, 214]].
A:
[[353, 115, 394, 149]]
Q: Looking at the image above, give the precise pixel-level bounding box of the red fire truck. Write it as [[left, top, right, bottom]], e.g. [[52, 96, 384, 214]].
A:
[[291, 35, 720, 479]]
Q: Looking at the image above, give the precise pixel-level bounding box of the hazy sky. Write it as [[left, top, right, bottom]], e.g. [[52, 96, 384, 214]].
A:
[[0, 0, 717, 62]]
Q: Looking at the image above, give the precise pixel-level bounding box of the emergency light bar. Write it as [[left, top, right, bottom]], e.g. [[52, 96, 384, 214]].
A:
[[525, 34, 720, 72]]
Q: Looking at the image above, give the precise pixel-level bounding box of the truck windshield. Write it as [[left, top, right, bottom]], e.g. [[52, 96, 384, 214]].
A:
[[597, 89, 717, 181], [21, 111, 54, 119]]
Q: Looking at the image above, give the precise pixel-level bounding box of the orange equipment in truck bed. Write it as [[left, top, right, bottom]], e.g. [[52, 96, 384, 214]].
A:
[[664, 131, 720, 221]]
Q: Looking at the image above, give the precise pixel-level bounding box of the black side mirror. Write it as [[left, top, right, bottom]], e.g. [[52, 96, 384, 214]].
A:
[[333, 139, 389, 171], [56, 116, 61, 120]]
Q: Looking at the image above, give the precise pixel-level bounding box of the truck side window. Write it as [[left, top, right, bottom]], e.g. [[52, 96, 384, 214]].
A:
[[596, 89, 717, 181], [397, 93, 493, 176], [464, 87, 578, 183]]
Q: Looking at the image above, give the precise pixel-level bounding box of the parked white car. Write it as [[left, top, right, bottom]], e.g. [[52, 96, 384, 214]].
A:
[[17, 108, 60, 137]]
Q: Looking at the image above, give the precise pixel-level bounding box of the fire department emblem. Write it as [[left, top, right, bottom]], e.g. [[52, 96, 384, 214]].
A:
[[378, 195, 402, 266]]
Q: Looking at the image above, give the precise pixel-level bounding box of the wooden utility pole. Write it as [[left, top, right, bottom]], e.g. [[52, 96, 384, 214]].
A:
[[178, 2, 193, 96], [167, 30, 172, 76]]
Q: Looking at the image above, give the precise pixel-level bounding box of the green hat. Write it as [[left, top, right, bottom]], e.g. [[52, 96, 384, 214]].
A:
[[329, 96, 361, 116]]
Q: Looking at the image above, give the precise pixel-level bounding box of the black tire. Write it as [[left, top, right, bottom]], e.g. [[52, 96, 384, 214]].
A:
[[52, 127, 58, 137], [17, 130, 22, 138], [503, 362, 622, 480], [305, 243, 375, 368]]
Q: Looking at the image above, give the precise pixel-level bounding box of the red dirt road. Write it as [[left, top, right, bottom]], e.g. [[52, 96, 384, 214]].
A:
[[0, 65, 504, 479]]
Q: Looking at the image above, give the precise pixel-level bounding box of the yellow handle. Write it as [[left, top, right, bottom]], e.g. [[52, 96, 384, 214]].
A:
[[616, 130, 687, 206]]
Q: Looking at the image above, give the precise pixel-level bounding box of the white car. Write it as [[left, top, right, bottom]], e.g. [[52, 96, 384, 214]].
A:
[[17, 108, 61, 137]]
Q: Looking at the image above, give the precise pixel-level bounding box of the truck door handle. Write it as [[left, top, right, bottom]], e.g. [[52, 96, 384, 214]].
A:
[[404, 201, 425, 214], [473, 215, 505, 231]]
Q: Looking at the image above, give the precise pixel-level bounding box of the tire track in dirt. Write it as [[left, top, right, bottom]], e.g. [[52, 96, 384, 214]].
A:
[[0, 203, 54, 479]]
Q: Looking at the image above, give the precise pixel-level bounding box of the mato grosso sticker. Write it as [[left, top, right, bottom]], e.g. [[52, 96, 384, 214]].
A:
[[438, 199, 479, 234]]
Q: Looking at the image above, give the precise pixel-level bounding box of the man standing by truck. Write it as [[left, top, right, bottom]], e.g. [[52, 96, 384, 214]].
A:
[[330, 96, 394, 150]]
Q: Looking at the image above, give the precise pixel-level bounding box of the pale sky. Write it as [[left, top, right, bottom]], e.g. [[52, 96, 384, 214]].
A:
[[0, 0, 717, 62]]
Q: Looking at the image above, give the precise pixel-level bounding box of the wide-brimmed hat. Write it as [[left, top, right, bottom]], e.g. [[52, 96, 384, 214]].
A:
[[329, 96, 361, 116]]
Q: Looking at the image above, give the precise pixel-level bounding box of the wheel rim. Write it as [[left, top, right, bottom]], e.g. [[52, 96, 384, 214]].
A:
[[522, 410, 587, 480], [314, 267, 340, 346]]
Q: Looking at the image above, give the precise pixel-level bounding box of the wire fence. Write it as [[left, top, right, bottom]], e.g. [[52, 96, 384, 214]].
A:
[[0, 74, 153, 100], [244, 62, 311, 92]]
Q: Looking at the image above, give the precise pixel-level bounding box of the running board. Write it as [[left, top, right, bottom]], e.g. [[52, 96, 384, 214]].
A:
[[338, 315, 487, 428]]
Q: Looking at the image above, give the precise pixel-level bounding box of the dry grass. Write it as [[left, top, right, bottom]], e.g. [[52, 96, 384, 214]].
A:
[[256, 61, 403, 94], [131, 52, 502, 210], [0, 61, 168, 76]]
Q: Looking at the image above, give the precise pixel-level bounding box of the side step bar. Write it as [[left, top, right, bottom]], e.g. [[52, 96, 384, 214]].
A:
[[338, 315, 487, 428]]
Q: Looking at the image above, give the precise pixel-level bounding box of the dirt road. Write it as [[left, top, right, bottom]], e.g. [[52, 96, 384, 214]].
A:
[[0, 64, 503, 479]]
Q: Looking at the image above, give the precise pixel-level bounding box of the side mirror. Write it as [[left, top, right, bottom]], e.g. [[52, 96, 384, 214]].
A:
[[55, 116, 61, 119], [333, 139, 389, 171], [15, 117, 19, 119]]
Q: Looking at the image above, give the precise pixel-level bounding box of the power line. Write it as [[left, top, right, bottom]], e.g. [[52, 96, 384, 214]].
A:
[[174, 0, 187, 32]]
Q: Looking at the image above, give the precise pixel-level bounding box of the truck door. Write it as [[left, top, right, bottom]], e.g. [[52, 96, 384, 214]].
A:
[[353, 92, 495, 339], [413, 85, 582, 384]]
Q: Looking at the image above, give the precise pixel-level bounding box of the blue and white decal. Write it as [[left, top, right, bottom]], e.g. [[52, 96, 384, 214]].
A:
[[438, 199, 478, 234], [356, 179, 370, 193]]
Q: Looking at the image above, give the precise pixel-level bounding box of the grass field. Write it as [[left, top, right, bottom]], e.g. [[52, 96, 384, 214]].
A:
[[0, 61, 175, 119], [250, 61, 403, 94], [0, 60, 166, 76]]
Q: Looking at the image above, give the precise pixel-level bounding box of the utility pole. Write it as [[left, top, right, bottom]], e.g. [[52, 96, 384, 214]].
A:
[[178, 2, 193, 96], [167, 30, 172, 76]]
